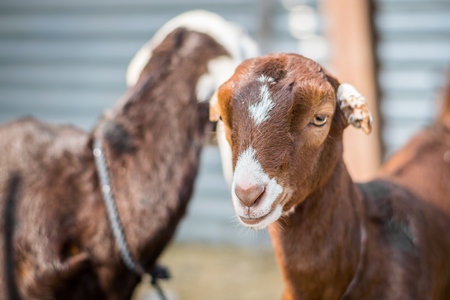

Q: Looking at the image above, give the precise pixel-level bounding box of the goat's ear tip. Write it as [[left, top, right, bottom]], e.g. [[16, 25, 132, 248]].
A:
[[337, 83, 373, 134], [362, 121, 372, 135], [347, 107, 373, 135], [355, 106, 373, 135], [209, 104, 221, 122], [209, 110, 220, 122], [209, 106, 220, 121]]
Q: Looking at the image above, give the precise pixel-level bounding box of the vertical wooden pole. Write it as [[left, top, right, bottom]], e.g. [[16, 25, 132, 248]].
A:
[[257, 0, 276, 53], [321, 0, 381, 181]]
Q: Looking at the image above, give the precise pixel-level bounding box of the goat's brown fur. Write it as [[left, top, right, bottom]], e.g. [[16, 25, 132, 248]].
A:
[[215, 53, 450, 299], [0, 28, 228, 299]]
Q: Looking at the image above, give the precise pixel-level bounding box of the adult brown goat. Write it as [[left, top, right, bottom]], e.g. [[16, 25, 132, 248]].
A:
[[0, 10, 257, 300], [211, 53, 450, 299]]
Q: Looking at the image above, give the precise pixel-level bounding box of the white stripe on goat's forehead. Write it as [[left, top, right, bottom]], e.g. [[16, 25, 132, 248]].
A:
[[257, 74, 276, 84], [248, 75, 276, 125]]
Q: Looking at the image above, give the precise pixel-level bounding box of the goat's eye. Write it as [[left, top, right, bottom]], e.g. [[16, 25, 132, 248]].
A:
[[311, 114, 328, 127], [219, 115, 223, 121]]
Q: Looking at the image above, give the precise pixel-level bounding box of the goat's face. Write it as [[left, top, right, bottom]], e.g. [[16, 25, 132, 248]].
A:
[[212, 54, 372, 229]]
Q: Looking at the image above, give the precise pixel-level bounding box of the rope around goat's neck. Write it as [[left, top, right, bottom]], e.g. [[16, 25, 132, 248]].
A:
[[340, 216, 367, 300], [93, 139, 168, 300]]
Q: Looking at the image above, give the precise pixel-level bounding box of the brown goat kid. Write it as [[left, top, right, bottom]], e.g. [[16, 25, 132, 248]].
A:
[[0, 11, 257, 300], [211, 53, 450, 299]]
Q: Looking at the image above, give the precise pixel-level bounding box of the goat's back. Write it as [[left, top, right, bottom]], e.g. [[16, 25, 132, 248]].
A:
[[0, 117, 89, 173], [380, 124, 450, 216]]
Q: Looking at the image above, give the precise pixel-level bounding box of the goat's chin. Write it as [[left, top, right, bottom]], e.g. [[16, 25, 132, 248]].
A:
[[237, 205, 283, 230]]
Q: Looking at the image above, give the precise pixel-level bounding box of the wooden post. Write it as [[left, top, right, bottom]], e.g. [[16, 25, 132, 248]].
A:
[[320, 0, 381, 182]]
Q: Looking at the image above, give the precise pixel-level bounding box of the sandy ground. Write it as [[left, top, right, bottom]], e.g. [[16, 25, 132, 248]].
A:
[[132, 243, 283, 300]]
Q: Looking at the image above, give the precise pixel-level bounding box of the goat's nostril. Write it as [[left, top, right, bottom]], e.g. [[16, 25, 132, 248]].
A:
[[235, 183, 265, 208]]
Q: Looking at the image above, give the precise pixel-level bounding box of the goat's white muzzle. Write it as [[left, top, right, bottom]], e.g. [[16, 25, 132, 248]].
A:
[[231, 147, 283, 229]]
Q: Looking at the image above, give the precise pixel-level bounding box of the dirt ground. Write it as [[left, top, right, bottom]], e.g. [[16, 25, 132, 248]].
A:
[[132, 243, 283, 300]]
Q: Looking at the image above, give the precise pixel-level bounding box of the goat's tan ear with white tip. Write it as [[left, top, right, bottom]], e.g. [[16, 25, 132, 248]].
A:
[[337, 83, 373, 134], [209, 90, 221, 122]]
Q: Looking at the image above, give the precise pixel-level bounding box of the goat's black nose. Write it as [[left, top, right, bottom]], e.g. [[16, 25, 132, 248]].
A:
[[235, 183, 265, 208]]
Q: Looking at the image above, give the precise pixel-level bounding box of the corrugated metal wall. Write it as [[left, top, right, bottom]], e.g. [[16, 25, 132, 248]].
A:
[[0, 0, 258, 127], [376, 0, 450, 156], [1, 0, 448, 244]]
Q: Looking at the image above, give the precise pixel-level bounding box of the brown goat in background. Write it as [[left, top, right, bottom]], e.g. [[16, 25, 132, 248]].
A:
[[380, 76, 450, 215], [212, 53, 450, 299], [0, 10, 258, 300]]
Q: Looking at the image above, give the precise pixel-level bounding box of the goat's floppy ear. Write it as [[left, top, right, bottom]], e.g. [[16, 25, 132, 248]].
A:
[[210, 77, 234, 122], [209, 91, 221, 122], [337, 83, 373, 134]]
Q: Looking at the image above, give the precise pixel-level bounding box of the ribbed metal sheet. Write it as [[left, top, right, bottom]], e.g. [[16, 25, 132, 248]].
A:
[[375, 0, 450, 156]]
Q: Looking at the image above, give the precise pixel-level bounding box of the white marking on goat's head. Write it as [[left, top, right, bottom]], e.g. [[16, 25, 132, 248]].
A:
[[126, 10, 259, 88], [257, 74, 276, 84], [249, 82, 275, 125], [214, 53, 367, 228]]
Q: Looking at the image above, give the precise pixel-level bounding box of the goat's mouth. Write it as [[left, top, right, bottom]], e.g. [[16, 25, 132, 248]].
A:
[[239, 215, 267, 225], [238, 205, 283, 229]]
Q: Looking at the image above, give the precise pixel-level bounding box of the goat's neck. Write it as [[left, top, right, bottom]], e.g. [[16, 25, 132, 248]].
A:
[[89, 67, 207, 275], [269, 159, 364, 300]]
